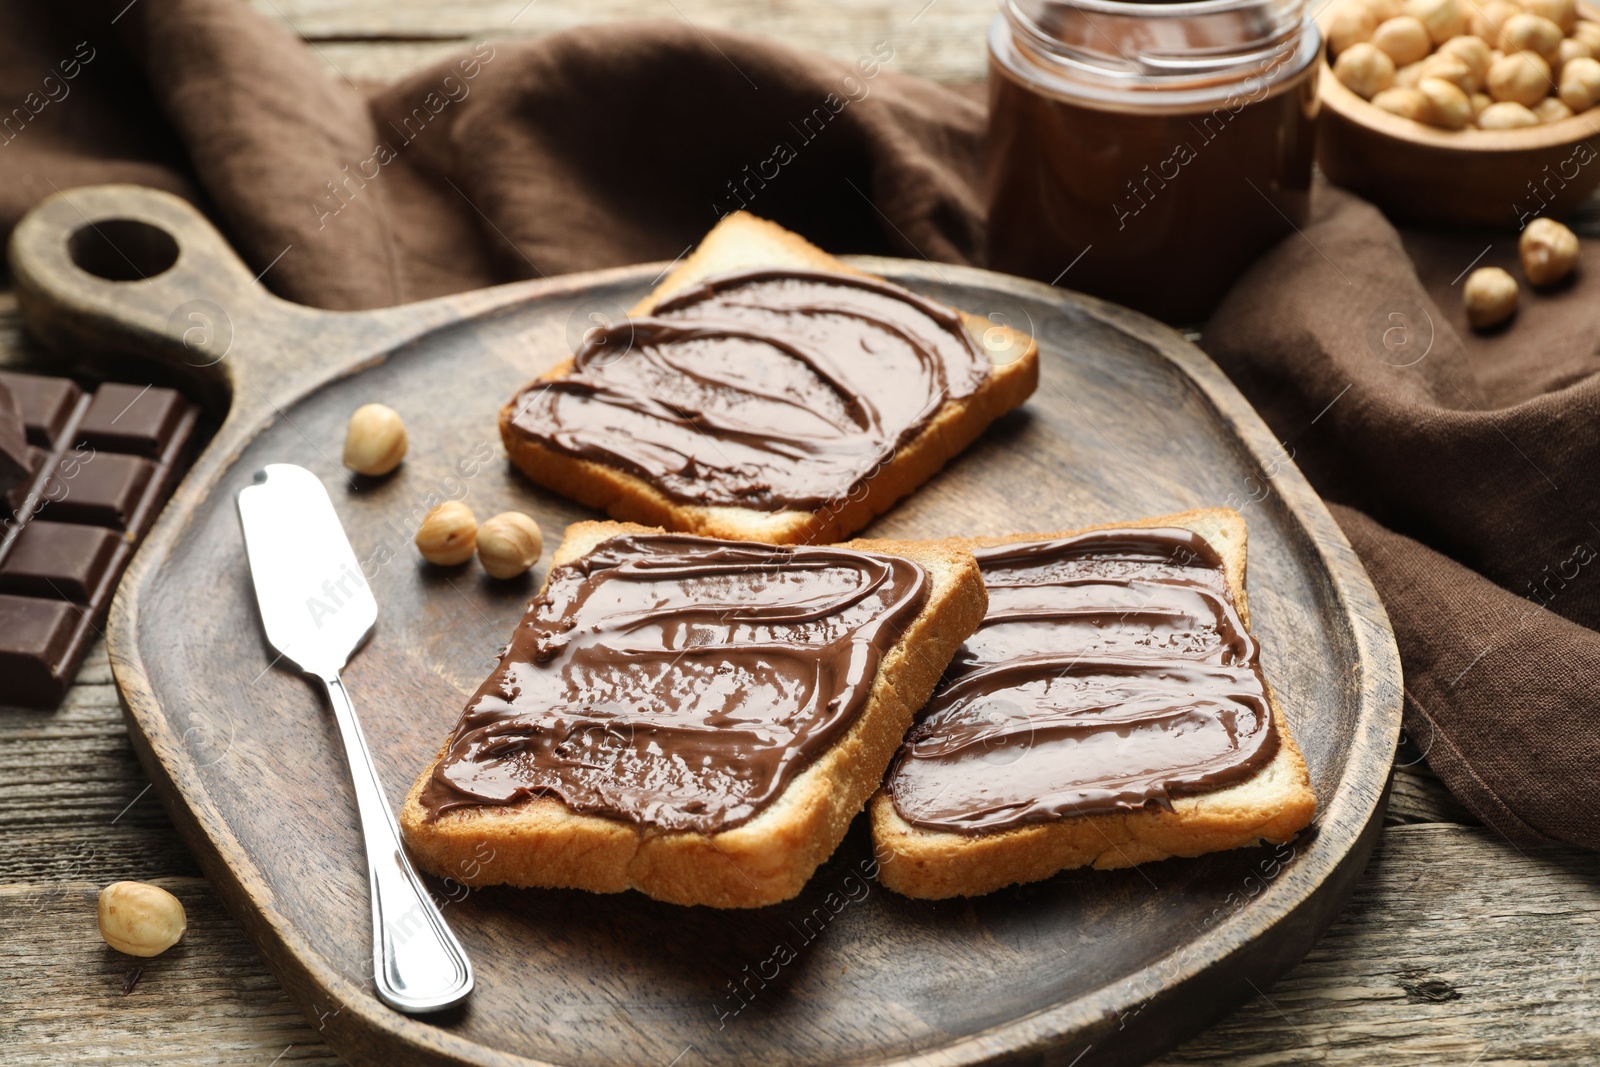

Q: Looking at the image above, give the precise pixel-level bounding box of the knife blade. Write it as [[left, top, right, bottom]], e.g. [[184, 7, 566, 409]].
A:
[[237, 463, 473, 1014]]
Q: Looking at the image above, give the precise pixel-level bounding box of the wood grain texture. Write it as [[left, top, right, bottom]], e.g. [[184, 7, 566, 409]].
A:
[[246, 0, 998, 84], [4, 181, 1400, 1067], [6, 813, 1596, 1066], [0, 3, 1595, 1064]]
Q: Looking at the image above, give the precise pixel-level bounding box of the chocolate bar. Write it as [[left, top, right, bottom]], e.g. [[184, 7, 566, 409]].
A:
[[0, 371, 198, 708], [0, 379, 28, 497]]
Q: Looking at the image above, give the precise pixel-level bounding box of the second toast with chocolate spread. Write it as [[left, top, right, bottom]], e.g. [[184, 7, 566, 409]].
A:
[[871, 509, 1316, 899]]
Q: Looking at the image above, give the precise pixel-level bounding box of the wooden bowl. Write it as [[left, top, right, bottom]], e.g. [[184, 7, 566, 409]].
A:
[[1316, 5, 1600, 228]]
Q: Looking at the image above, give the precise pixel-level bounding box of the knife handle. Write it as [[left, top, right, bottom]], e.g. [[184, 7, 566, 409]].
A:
[[320, 673, 475, 1013]]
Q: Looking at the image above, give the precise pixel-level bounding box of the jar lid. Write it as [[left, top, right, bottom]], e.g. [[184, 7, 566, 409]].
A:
[[995, 0, 1320, 108]]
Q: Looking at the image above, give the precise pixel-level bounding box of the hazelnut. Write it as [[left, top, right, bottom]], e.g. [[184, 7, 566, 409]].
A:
[[1475, 0, 1524, 47], [1330, 0, 1381, 54], [1372, 16, 1433, 64], [1369, 0, 1406, 19], [1487, 51, 1553, 106], [1522, 0, 1578, 35], [1560, 56, 1600, 110], [1419, 75, 1474, 126], [1395, 60, 1426, 87], [1500, 13, 1564, 65], [1534, 95, 1575, 121], [98, 882, 186, 958], [1373, 85, 1433, 119], [1477, 99, 1541, 126], [1403, 0, 1468, 44], [415, 501, 477, 565], [476, 512, 544, 579], [1437, 35, 1493, 83], [1558, 38, 1593, 70], [1462, 267, 1519, 329], [343, 403, 407, 477], [1420, 53, 1478, 93], [1336, 42, 1398, 97], [1575, 21, 1600, 54], [1471, 90, 1494, 118], [1519, 217, 1580, 286]]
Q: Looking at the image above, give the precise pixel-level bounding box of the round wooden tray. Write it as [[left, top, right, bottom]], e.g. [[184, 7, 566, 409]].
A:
[[9, 185, 1401, 1067]]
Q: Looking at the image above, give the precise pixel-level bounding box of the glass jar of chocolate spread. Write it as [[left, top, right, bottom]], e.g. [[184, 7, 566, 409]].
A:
[[986, 0, 1320, 324]]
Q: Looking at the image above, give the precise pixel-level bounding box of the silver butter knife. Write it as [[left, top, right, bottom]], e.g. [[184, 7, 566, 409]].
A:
[[236, 463, 473, 1014]]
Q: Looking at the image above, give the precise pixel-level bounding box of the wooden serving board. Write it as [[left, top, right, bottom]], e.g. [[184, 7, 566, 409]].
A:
[[10, 185, 1401, 1067]]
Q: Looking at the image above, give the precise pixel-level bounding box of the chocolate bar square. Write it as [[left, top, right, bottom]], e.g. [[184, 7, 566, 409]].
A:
[[0, 593, 82, 677], [0, 371, 83, 448], [39, 453, 156, 531], [77, 383, 188, 458], [0, 521, 125, 603]]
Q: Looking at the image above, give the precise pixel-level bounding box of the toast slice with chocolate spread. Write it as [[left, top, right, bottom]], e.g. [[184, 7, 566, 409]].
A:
[[399, 519, 986, 909], [498, 212, 1038, 545], [870, 508, 1315, 900]]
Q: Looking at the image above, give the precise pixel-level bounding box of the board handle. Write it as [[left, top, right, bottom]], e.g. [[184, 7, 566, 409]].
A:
[[8, 183, 324, 395]]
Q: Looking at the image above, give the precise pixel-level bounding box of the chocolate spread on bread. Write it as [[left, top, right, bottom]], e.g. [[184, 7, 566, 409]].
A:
[[503, 268, 992, 511], [887, 528, 1278, 835], [420, 533, 928, 832]]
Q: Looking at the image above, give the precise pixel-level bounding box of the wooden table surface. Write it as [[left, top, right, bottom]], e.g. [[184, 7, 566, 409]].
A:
[[4, 2, 1598, 1065]]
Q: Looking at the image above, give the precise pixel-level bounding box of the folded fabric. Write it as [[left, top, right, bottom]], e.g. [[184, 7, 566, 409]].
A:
[[2, 0, 1593, 849]]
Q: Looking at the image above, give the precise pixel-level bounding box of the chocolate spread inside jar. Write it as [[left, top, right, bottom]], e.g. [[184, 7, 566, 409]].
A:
[[887, 527, 1278, 835], [986, 0, 1320, 323], [420, 533, 928, 834], [504, 268, 991, 512]]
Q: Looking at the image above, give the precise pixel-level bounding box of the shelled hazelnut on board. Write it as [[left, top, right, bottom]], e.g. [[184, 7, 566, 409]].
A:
[[1328, 0, 1600, 128]]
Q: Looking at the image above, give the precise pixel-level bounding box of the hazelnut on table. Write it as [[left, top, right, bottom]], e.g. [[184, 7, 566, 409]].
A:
[[415, 501, 477, 565], [98, 882, 187, 958], [1336, 42, 1398, 97], [1463, 267, 1519, 329], [1520, 218, 1580, 286]]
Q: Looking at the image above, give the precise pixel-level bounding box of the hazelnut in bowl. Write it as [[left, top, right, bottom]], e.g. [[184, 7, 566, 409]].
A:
[[1318, 0, 1600, 227]]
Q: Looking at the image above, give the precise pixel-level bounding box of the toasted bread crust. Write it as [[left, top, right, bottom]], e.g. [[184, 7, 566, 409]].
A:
[[497, 212, 1039, 545], [869, 509, 1318, 900], [399, 520, 988, 908]]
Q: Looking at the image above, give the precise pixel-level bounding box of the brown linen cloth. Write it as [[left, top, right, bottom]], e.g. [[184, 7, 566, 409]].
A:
[[1, 1, 1593, 849]]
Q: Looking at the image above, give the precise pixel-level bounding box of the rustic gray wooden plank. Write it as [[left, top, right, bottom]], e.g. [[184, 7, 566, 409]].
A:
[[6, 810, 1595, 1064], [247, 0, 997, 83], [0, 2, 1590, 1061]]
